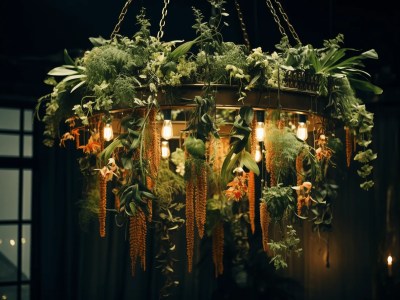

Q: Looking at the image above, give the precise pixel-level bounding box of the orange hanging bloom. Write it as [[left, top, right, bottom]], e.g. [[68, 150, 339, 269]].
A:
[[224, 172, 248, 201]]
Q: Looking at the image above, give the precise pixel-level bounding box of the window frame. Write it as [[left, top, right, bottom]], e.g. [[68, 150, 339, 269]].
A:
[[0, 99, 35, 300]]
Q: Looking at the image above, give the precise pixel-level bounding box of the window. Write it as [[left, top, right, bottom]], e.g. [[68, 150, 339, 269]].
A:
[[0, 104, 34, 300]]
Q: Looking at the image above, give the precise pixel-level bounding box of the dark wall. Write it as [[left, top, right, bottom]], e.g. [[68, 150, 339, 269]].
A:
[[1, 1, 399, 299]]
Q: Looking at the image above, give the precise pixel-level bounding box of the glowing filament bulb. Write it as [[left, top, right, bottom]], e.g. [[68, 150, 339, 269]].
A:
[[103, 123, 114, 141], [255, 122, 265, 142], [161, 120, 173, 140], [254, 144, 262, 163], [161, 141, 170, 159], [388, 255, 393, 266], [296, 122, 308, 141]]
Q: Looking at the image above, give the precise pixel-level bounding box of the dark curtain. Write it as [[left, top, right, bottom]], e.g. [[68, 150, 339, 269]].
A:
[[32, 122, 302, 300]]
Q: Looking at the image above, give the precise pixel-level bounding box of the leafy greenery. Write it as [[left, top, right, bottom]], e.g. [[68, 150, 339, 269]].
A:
[[153, 160, 185, 298], [268, 225, 302, 269], [261, 185, 295, 221], [35, 0, 381, 292]]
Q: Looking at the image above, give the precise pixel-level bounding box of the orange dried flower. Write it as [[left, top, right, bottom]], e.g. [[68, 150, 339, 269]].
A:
[[224, 171, 248, 201], [260, 202, 270, 253], [186, 164, 195, 273], [248, 171, 256, 234], [212, 222, 224, 277]]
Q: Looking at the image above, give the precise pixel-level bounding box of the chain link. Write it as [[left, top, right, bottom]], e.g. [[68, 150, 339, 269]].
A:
[[265, 0, 288, 39], [273, 0, 301, 44], [110, 0, 134, 39], [157, 0, 171, 41], [234, 0, 251, 50]]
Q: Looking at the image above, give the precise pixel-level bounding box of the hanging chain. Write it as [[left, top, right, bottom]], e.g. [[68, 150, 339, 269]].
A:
[[265, 0, 288, 39], [157, 0, 171, 41], [234, 0, 251, 50], [110, 0, 134, 39], [273, 0, 301, 45]]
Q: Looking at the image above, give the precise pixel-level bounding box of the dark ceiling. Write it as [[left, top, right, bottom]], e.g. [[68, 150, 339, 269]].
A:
[[0, 0, 398, 100]]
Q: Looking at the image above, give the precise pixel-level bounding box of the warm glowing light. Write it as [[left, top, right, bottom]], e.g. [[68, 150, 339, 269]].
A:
[[255, 122, 265, 142], [296, 122, 308, 141], [161, 141, 170, 159], [254, 144, 262, 163], [388, 255, 393, 266], [161, 120, 173, 140], [103, 123, 114, 141], [21, 238, 26, 244], [10, 239, 15, 246]]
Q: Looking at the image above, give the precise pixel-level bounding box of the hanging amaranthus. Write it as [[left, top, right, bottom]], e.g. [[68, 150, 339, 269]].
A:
[[248, 116, 257, 234], [212, 222, 224, 277], [129, 209, 147, 276], [260, 201, 270, 253], [195, 163, 208, 239], [269, 151, 277, 186], [345, 127, 352, 167], [98, 174, 107, 238], [146, 108, 161, 190], [248, 171, 256, 234], [185, 162, 195, 273], [296, 152, 304, 186], [144, 108, 160, 222]]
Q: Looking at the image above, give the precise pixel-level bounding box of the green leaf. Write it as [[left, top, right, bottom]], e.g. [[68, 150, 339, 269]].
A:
[[361, 49, 378, 60], [239, 106, 254, 126], [89, 36, 108, 46], [63, 49, 75, 66], [168, 38, 199, 61], [241, 151, 260, 175], [184, 136, 205, 158], [70, 80, 86, 93], [62, 74, 87, 83], [349, 78, 383, 95], [48, 66, 79, 76]]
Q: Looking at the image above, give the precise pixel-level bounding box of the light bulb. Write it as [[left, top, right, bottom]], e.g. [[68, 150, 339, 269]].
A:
[[296, 122, 308, 141], [103, 123, 114, 141], [388, 255, 393, 266], [254, 144, 262, 163], [255, 122, 265, 142], [161, 120, 173, 140], [161, 141, 170, 159]]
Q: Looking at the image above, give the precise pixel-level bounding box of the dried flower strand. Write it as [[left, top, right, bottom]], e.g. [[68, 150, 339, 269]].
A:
[[186, 163, 195, 273], [98, 174, 107, 238], [345, 127, 352, 167], [196, 163, 208, 239], [212, 222, 224, 277], [260, 202, 270, 253], [248, 171, 256, 234]]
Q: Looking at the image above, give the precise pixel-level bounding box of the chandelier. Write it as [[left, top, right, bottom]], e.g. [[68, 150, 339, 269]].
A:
[[36, 0, 381, 296]]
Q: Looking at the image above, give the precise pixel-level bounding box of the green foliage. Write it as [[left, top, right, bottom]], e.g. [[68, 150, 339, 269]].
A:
[[268, 225, 302, 269], [221, 106, 259, 186], [153, 160, 185, 299], [265, 123, 303, 183], [261, 185, 295, 221], [310, 182, 338, 232]]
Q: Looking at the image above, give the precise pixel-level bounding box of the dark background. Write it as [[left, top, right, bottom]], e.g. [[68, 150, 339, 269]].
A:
[[1, 0, 399, 299]]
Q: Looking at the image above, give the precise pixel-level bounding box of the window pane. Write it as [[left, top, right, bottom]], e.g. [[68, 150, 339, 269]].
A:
[[22, 284, 30, 300], [0, 134, 19, 157], [0, 169, 19, 220], [0, 225, 18, 282], [0, 108, 20, 130], [22, 226, 30, 280], [23, 135, 33, 157], [0, 285, 17, 300], [24, 109, 33, 132], [23, 170, 32, 220]]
